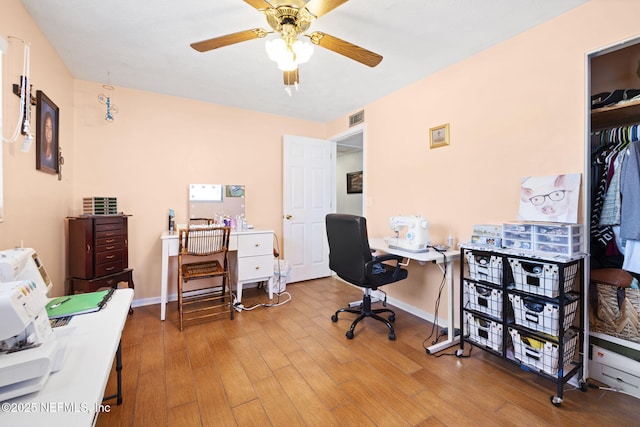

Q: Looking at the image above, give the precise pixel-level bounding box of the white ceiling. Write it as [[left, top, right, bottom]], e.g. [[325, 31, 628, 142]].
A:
[[19, 0, 587, 123]]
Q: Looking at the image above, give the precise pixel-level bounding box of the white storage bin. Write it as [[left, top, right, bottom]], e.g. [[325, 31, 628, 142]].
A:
[[508, 258, 579, 298], [502, 223, 534, 251], [464, 280, 504, 318], [509, 328, 578, 376], [509, 293, 578, 336], [464, 312, 504, 352], [465, 250, 503, 285]]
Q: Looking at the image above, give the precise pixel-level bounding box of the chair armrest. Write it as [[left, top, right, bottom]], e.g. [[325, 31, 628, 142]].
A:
[[366, 254, 405, 279]]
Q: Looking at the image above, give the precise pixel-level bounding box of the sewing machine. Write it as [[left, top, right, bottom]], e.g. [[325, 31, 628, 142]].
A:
[[0, 249, 65, 401], [0, 279, 66, 402], [384, 215, 430, 253], [0, 248, 53, 295]]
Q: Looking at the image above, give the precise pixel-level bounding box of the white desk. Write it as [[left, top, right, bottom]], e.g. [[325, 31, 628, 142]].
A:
[[369, 238, 460, 354], [1, 288, 134, 427], [160, 229, 274, 321]]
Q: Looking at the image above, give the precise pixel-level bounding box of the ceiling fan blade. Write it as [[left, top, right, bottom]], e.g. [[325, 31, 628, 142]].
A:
[[308, 32, 382, 67], [283, 69, 299, 85], [242, 0, 273, 11], [190, 29, 268, 52], [304, 0, 348, 18]]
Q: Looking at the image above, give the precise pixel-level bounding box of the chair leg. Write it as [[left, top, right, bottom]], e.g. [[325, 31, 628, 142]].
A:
[[332, 290, 396, 340], [178, 276, 184, 331]]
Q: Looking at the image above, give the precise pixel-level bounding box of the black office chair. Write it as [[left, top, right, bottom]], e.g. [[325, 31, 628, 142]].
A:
[[325, 214, 408, 340]]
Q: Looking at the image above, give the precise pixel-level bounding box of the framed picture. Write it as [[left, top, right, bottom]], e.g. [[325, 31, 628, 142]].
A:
[[429, 123, 450, 149], [36, 90, 59, 174], [346, 171, 363, 194]]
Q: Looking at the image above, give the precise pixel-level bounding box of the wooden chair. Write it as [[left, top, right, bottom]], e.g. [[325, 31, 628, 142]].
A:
[[178, 225, 233, 330], [188, 218, 215, 227]]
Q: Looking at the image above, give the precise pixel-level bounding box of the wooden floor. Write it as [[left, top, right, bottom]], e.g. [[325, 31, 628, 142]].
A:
[[97, 277, 638, 427]]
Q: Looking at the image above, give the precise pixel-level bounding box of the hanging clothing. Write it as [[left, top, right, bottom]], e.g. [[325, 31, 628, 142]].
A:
[[599, 150, 625, 226], [620, 140, 640, 240]]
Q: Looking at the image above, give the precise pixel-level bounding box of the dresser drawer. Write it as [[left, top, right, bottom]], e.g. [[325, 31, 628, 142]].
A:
[[95, 260, 124, 276], [96, 235, 124, 247], [237, 233, 272, 257], [96, 249, 124, 265], [237, 254, 273, 281]]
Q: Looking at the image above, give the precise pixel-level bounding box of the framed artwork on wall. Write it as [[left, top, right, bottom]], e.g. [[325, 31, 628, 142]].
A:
[[346, 171, 363, 194], [429, 123, 450, 149], [36, 90, 59, 174]]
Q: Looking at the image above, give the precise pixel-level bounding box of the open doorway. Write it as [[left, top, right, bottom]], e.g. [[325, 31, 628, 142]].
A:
[[334, 127, 364, 216]]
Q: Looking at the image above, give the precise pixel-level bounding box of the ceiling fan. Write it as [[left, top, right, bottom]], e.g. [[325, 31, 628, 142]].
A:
[[190, 0, 383, 87]]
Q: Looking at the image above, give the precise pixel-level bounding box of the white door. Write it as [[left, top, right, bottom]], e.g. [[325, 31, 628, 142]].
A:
[[283, 134, 333, 283]]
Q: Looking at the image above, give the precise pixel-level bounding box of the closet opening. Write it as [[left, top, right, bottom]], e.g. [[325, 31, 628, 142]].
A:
[[586, 35, 640, 396]]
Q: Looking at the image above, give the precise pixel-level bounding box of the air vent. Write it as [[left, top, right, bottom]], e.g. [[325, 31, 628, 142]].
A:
[[349, 110, 364, 127]]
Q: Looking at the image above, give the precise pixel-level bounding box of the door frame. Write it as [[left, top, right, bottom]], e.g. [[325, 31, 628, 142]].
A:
[[330, 123, 367, 217]]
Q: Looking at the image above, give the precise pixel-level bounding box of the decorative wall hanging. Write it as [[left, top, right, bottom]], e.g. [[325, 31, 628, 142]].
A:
[[98, 82, 118, 122], [430, 123, 450, 149], [35, 90, 59, 174], [347, 171, 363, 194]]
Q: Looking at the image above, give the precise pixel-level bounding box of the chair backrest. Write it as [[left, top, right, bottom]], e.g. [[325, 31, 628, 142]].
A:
[[188, 218, 215, 227], [179, 226, 230, 256], [325, 214, 374, 287]]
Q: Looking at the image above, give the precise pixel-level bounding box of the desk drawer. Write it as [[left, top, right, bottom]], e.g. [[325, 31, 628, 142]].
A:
[[238, 254, 273, 281], [228, 235, 238, 251], [237, 233, 272, 257]]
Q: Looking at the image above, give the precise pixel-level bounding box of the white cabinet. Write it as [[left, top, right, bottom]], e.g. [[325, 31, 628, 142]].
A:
[[236, 231, 274, 302]]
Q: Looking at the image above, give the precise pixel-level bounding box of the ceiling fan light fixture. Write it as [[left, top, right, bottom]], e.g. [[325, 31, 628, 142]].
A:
[[266, 37, 313, 71], [292, 40, 313, 64]]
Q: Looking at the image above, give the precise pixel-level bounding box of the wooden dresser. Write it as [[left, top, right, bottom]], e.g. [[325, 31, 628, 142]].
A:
[[67, 214, 134, 294]]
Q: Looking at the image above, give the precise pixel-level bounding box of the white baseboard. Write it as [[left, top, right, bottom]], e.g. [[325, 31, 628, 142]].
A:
[[129, 282, 261, 308], [337, 279, 450, 327]]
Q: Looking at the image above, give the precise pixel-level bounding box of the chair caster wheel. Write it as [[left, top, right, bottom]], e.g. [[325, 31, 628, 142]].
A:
[[388, 333, 396, 341], [331, 314, 338, 322], [550, 396, 562, 407], [346, 330, 354, 339], [389, 314, 395, 322]]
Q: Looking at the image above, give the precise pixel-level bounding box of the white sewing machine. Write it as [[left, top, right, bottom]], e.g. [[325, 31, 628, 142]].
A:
[[0, 248, 53, 295], [384, 215, 430, 253], [0, 248, 65, 401], [0, 279, 66, 402]]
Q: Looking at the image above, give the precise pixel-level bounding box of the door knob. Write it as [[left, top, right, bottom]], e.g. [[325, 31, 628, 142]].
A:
[[285, 214, 292, 220]]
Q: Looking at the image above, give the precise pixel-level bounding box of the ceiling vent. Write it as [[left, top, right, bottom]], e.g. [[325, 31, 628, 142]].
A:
[[349, 110, 364, 127]]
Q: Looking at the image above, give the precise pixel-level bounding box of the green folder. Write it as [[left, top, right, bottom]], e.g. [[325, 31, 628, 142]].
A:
[[46, 288, 114, 319]]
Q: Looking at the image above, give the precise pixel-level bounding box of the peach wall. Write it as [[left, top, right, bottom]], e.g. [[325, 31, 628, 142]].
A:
[[4, 0, 640, 321], [327, 0, 640, 318], [72, 80, 325, 300], [1, 0, 75, 297]]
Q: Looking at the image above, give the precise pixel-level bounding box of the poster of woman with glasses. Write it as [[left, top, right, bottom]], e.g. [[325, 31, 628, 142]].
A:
[[519, 174, 581, 223]]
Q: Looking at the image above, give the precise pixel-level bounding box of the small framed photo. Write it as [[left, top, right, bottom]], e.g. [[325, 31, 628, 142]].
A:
[[36, 90, 60, 174], [346, 171, 363, 194], [429, 123, 450, 149]]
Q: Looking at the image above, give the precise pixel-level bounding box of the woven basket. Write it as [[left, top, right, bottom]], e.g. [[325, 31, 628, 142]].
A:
[[590, 282, 640, 344]]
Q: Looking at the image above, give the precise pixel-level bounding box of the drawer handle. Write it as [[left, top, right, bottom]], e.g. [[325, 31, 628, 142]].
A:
[[255, 266, 260, 270], [86, 244, 91, 253], [107, 279, 115, 285], [254, 243, 260, 247], [107, 255, 115, 259], [106, 266, 115, 271], [106, 232, 116, 236], [106, 239, 115, 243], [106, 245, 115, 250]]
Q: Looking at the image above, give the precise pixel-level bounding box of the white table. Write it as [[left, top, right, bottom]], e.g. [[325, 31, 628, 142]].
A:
[[369, 238, 460, 354], [1, 288, 134, 427], [160, 229, 274, 321]]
